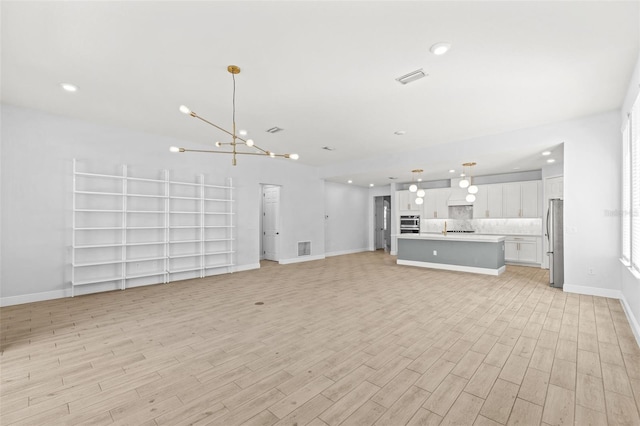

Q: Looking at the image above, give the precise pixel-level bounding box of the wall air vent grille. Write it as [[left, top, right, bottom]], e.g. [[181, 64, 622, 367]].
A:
[[298, 241, 311, 257]]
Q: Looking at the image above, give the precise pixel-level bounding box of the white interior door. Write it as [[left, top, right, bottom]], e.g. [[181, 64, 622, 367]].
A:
[[262, 185, 281, 261]]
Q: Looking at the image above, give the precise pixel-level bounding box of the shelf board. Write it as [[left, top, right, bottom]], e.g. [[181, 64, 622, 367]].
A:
[[204, 238, 234, 242], [204, 212, 234, 215], [204, 198, 234, 202], [205, 263, 234, 269], [73, 260, 122, 267], [75, 209, 124, 213], [170, 239, 201, 244], [75, 227, 123, 230], [127, 193, 167, 199], [126, 176, 165, 183], [75, 171, 124, 180], [168, 253, 201, 259], [74, 243, 124, 249], [203, 226, 235, 228], [126, 241, 165, 246], [169, 266, 203, 273], [126, 226, 165, 230], [72, 276, 123, 286], [126, 271, 166, 279], [169, 211, 200, 215], [169, 196, 200, 200], [75, 190, 122, 196], [204, 251, 234, 255], [126, 256, 166, 263], [127, 210, 165, 214]]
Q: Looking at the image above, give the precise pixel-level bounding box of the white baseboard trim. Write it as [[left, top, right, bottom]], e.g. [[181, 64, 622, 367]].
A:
[[325, 248, 369, 257], [279, 255, 326, 265], [620, 292, 640, 348], [1, 289, 71, 307], [235, 263, 261, 273], [397, 260, 506, 276], [563, 284, 622, 300], [390, 250, 397, 256]]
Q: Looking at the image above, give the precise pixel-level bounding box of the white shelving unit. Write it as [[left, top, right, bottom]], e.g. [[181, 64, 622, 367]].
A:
[[71, 159, 234, 296]]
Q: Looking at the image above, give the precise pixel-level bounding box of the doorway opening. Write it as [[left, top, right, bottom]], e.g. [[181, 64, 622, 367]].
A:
[[374, 195, 392, 252], [260, 184, 281, 262]]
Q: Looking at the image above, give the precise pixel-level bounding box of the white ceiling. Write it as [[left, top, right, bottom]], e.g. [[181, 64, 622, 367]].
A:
[[1, 1, 638, 185]]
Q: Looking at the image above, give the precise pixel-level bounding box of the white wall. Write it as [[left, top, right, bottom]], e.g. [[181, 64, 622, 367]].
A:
[[324, 181, 369, 256], [563, 112, 621, 296], [0, 104, 326, 303], [620, 54, 640, 343]]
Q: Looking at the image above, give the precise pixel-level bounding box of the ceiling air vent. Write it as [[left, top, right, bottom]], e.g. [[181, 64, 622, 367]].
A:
[[322, 146, 336, 151], [396, 69, 427, 85], [266, 126, 284, 133]]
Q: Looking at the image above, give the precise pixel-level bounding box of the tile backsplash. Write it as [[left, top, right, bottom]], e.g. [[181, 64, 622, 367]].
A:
[[421, 218, 542, 235]]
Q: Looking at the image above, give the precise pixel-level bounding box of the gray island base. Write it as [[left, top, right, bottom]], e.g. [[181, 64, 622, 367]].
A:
[[397, 234, 506, 276]]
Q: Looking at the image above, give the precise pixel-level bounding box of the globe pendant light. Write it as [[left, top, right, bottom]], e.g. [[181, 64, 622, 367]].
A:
[[416, 189, 425, 198], [409, 184, 418, 193], [415, 197, 424, 205], [459, 174, 470, 188], [466, 193, 476, 203]]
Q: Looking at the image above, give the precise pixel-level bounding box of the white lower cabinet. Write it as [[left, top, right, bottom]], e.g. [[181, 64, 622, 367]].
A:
[[504, 236, 540, 264]]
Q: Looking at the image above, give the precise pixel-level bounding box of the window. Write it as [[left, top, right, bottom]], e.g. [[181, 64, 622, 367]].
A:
[[622, 120, 630, 263], [624, 91, 640, 272]]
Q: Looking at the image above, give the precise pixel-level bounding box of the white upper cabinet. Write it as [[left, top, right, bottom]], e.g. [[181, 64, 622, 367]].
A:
[[423, 188, 451, 219], [503, 181, 540, 218], [473, 184, 503, 218], [397, 190, 420, 212]]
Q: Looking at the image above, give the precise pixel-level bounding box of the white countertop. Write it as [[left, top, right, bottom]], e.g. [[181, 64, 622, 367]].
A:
[[397, 233, 506, 243]]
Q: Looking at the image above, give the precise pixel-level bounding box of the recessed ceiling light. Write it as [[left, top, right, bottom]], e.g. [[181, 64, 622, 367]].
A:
[[369, 183, 374, 187], [348, 180, 353, 184], [449, 169, 455, 173], [513, 167, 521, 170], [322, 146, 336, 151], [542, 151, 551, 156], [396, 69, 427, 85], [547, 159, 556, 163], [430, 42, 451, 55], [239, 129, 248, 136], [394, 130, 406, 136], [60, 83, 78, 92], [417, 178, 423, 182]]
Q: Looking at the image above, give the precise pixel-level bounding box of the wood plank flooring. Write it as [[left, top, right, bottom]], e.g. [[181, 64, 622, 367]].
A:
[[1, 251, 639, 425]]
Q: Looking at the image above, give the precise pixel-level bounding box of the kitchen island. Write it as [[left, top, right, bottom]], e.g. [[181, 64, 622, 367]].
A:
[[397, 233, 506, 275]]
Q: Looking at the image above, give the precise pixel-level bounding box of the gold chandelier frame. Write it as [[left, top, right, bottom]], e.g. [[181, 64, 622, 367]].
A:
[[170, 65, 298, 166]]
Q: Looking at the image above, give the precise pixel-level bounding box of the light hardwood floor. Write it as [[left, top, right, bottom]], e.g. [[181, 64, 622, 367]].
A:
[[1, 251, 639, 425]]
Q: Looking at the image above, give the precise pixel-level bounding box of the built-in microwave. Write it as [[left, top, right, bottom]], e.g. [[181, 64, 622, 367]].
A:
[[400, 215, 420, 234]]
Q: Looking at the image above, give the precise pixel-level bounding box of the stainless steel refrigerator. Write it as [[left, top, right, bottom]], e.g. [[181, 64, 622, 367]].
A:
[[546, 198, 564, 288]]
